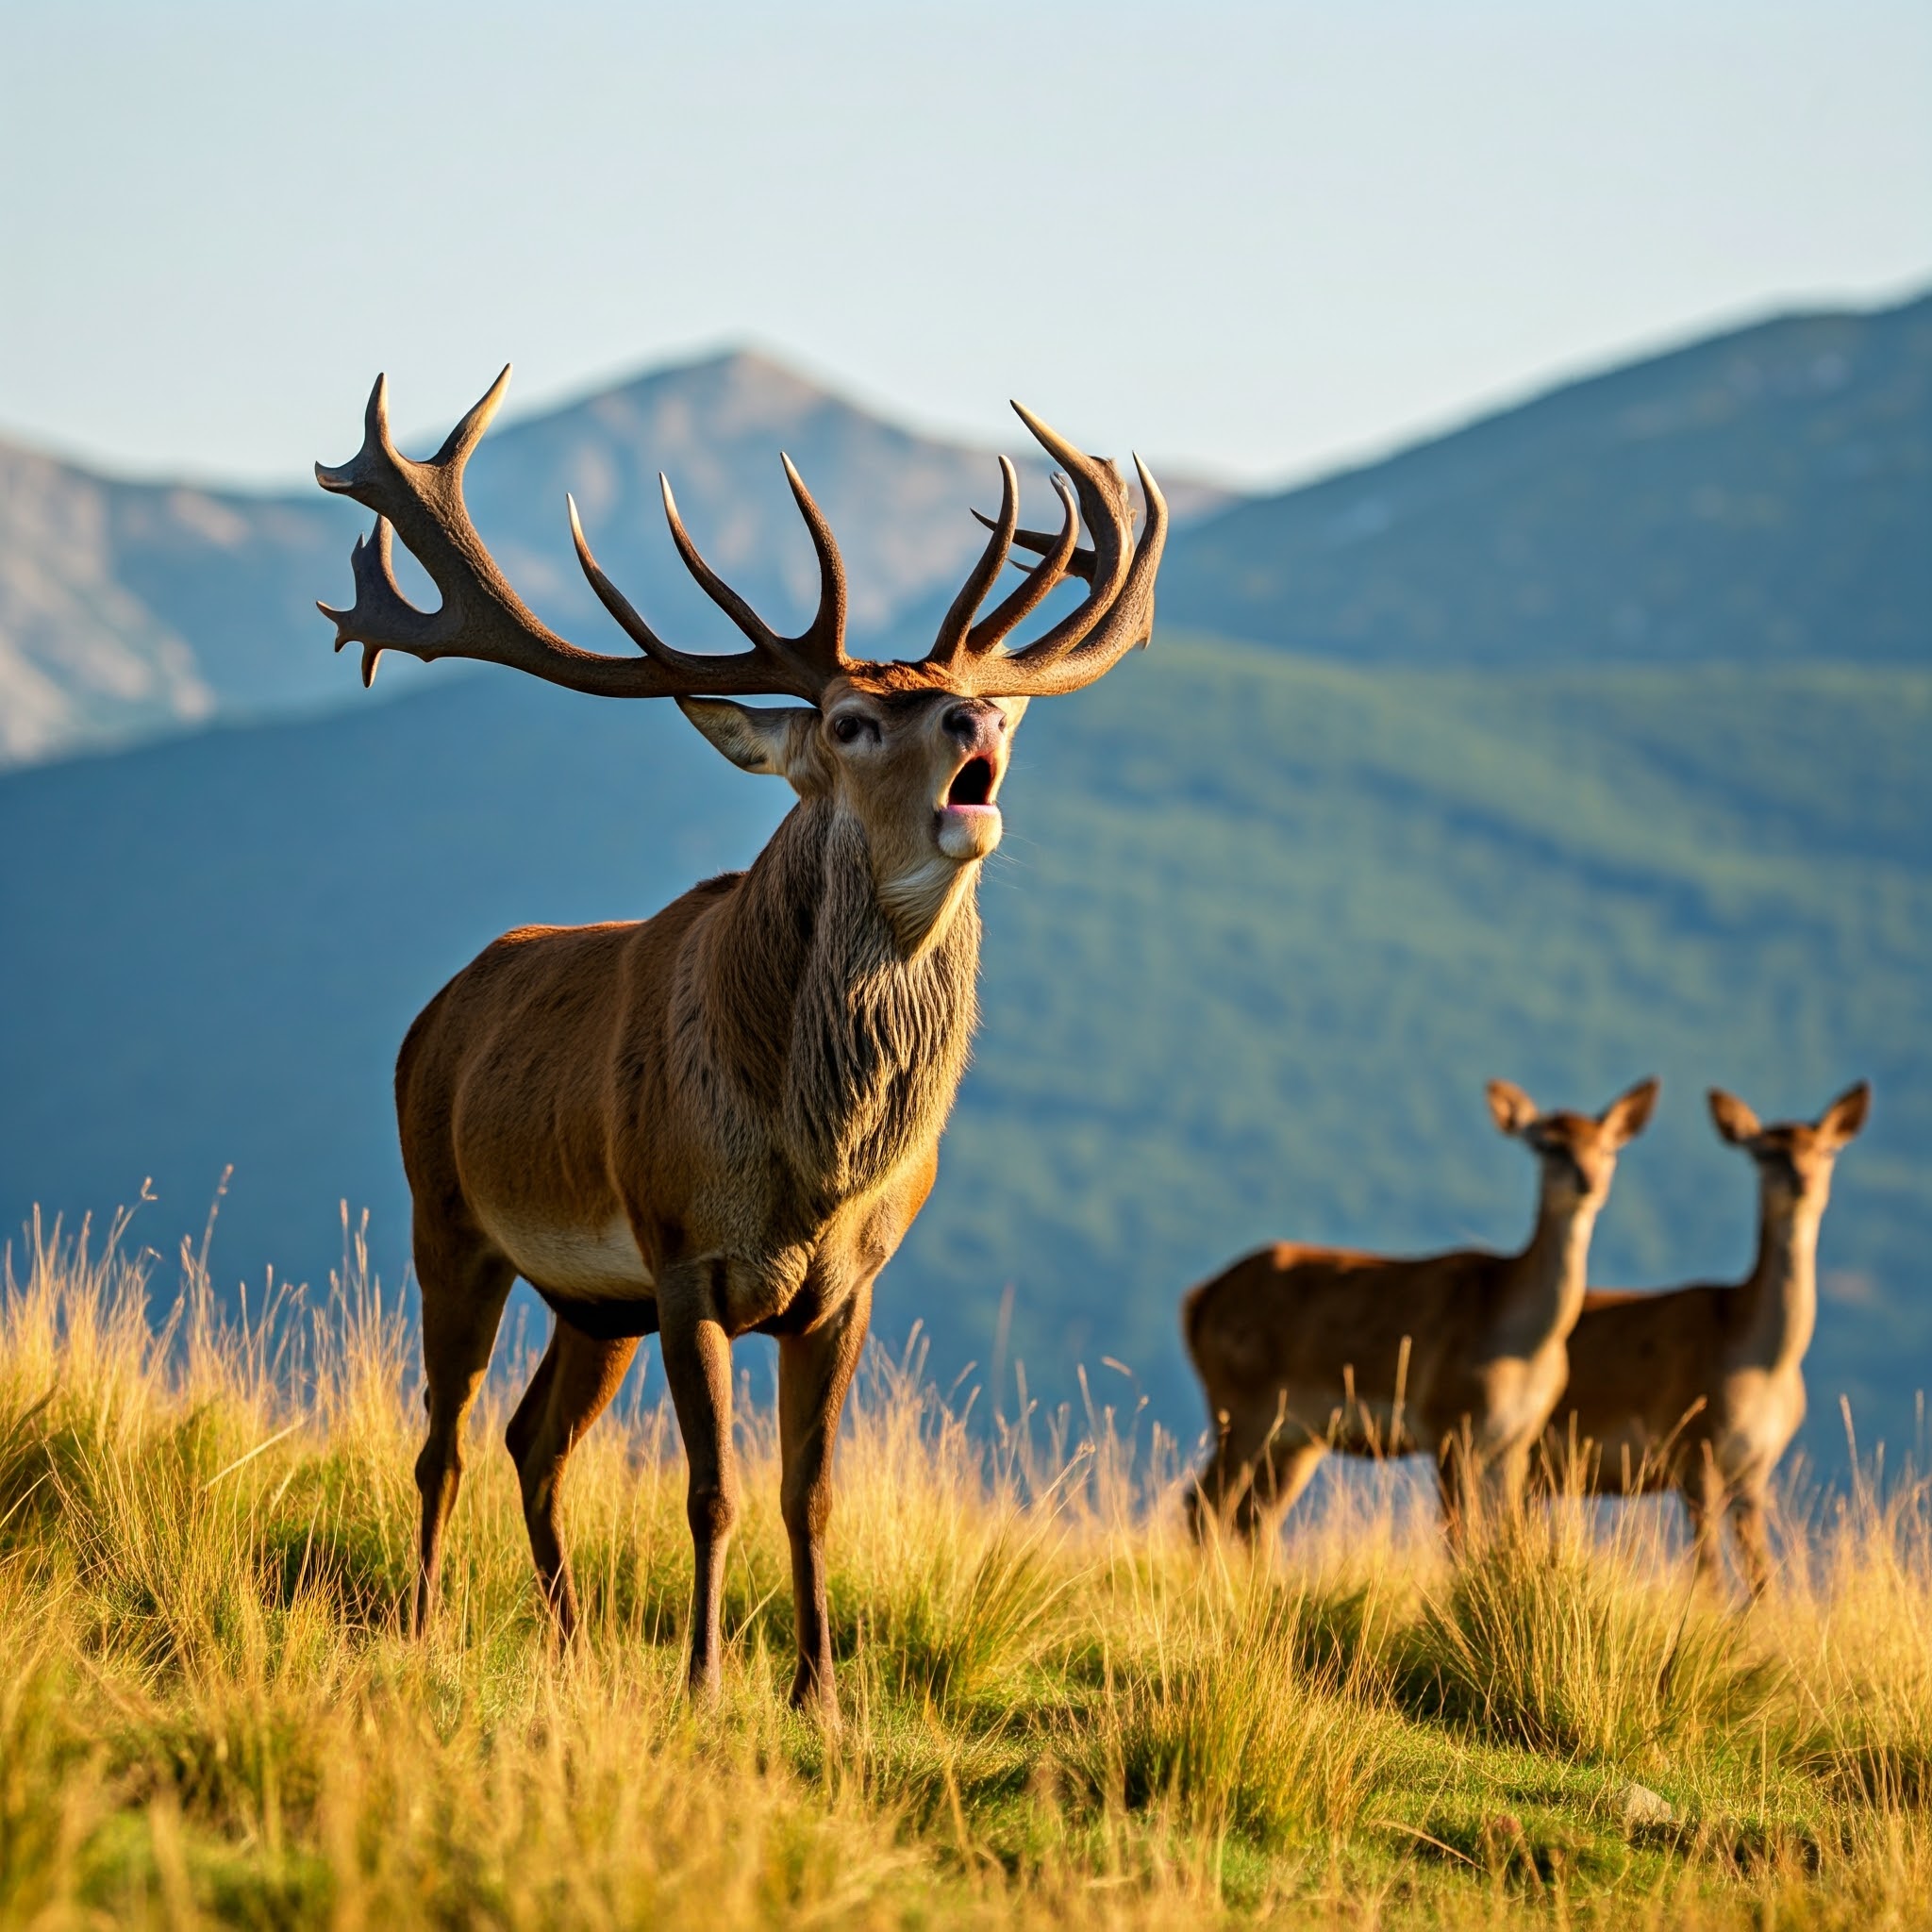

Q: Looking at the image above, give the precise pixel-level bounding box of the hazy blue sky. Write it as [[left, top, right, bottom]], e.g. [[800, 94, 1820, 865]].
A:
[[2, 1, 1926, 489]]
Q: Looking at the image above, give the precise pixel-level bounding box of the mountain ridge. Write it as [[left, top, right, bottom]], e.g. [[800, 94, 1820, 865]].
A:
[[1157, 290, 1931, 665]]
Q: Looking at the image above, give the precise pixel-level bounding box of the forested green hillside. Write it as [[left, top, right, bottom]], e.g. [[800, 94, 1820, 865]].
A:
[[3, 632, 1923, 1454]]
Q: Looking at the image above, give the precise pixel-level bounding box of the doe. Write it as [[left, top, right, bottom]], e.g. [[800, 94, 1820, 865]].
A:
[[1544, 1081, 1870, 1594], [1183, 1076, 1658, 1545]]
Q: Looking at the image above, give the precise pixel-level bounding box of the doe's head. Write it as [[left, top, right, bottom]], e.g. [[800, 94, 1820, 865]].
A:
[[1709, 1081, 1870, 1212], [1487, 1075, 1660, 1208]]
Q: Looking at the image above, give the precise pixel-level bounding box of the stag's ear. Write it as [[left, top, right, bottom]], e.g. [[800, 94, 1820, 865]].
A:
[[1487, 1079, 1539, 1136], [1599, 1076, 1660, 1146], [676, 698, 818, 779], [1816, 1080, 1871, 1148], [1708, 1088, 1762, 1146]]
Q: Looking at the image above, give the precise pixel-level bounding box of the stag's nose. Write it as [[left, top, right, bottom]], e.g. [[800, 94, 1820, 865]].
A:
[[941, 701, 1006, 753]]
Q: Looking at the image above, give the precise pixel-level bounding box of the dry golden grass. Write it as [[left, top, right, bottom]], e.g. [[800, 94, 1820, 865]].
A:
[[2, 1209, 1929, 1928]]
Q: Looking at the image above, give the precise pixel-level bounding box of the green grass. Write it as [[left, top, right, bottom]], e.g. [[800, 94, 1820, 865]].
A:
[[5, 1218, 1932, 1928]]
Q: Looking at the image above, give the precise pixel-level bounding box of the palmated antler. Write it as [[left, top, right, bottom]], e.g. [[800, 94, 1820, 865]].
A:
[[317, 369, 1164, 703]]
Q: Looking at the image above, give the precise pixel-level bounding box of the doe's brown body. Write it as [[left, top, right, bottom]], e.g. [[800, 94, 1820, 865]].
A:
[[1184, 1078, 1657, 1542], [1545, 1082, 1869, 1593]]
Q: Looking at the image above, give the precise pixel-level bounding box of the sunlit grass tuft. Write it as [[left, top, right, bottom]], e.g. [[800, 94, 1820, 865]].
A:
[[4, 1209, 1932, 1926]]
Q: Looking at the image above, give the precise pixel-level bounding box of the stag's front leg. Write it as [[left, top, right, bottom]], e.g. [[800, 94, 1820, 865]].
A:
[[659, 1270, 740, 1700], [778, 1280, 873, 1722]]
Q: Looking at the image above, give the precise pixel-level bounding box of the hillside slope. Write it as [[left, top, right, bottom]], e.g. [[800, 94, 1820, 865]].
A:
[[1158, 292, 1932, 666], [3, 636, 1924, 1454]]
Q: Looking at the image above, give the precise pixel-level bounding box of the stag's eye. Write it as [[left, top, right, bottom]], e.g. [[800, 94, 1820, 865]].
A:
[[830, 712, 875, 746]]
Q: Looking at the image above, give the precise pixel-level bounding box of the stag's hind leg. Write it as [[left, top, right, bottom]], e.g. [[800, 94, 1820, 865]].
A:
[[506, 1321, 640, 1642], [412, 1217, 515, 1636]]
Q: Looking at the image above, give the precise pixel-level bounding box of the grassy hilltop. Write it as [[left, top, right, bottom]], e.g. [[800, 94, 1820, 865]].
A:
[[4, 1221, 1930, 1928]]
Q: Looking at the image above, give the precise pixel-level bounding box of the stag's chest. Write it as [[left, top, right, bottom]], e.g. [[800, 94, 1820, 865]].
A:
[[713, 1163, 935, 1339]]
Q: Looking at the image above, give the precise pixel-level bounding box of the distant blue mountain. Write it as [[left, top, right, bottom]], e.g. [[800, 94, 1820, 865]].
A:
[[1158, 293, 1931, 666]]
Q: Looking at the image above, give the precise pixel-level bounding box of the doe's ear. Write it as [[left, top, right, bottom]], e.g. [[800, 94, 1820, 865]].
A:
[[1599, 1075, 1660, 1146], [1487, 1078, 1539, 1137], [676, 697, 817, 778], [1816, 1079, 1871, 1148], [1708, 1088, 1762, 1147]]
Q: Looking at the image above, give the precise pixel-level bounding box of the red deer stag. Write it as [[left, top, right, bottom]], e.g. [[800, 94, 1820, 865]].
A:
[[1183, 1076, 1658, 1545], [314, 367, 1165, 1716], [1543, 1082, 1870, 1594]]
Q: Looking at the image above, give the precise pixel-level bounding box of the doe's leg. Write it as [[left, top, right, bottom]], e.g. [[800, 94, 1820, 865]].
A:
[[1681, 1447, 1727, 1588], [1437, 1430, 1481, 1557], [1483, 1439, 1534, 1534], [412, 1223, 516, 1637], [658, 1266, 739, 1701], [1244, 1439, 1325, 1542], [506, 1320, 640, 1642], [1729, 1486, 1774, 1599], [1193, 1405, 1323, 1545], [777, 1280, 873, 1721]]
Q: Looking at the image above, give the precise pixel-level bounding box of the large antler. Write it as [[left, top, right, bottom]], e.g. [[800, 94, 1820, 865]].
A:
[[315, 367, 845, 699], [924, 402, 1169, 699], [316, 370, 1164, 703]]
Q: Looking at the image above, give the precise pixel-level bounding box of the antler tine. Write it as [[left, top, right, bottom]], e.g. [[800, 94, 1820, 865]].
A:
[[1008, 402, 1133, 623], [656, 463, 847, 695], [324, 518, 427, 686], [964, 473, 1082, 653], [991, 454, 1167, 696], [657, 472, 775, 650], [566, 491, 824, 700], [778, 455, 852, 681], [313, 370, 396, 498], [976, 498, 1101, 584], [431, 362, 512, 472], [316, 371, 825, 701], [924, 457, 1019, 670]]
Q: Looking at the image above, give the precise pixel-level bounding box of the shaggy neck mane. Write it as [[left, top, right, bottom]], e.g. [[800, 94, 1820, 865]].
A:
[[695, 800, 982, 1205]]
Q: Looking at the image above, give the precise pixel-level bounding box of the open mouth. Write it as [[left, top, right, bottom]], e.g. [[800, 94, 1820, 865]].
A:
[[945, 757, 997, 810]]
